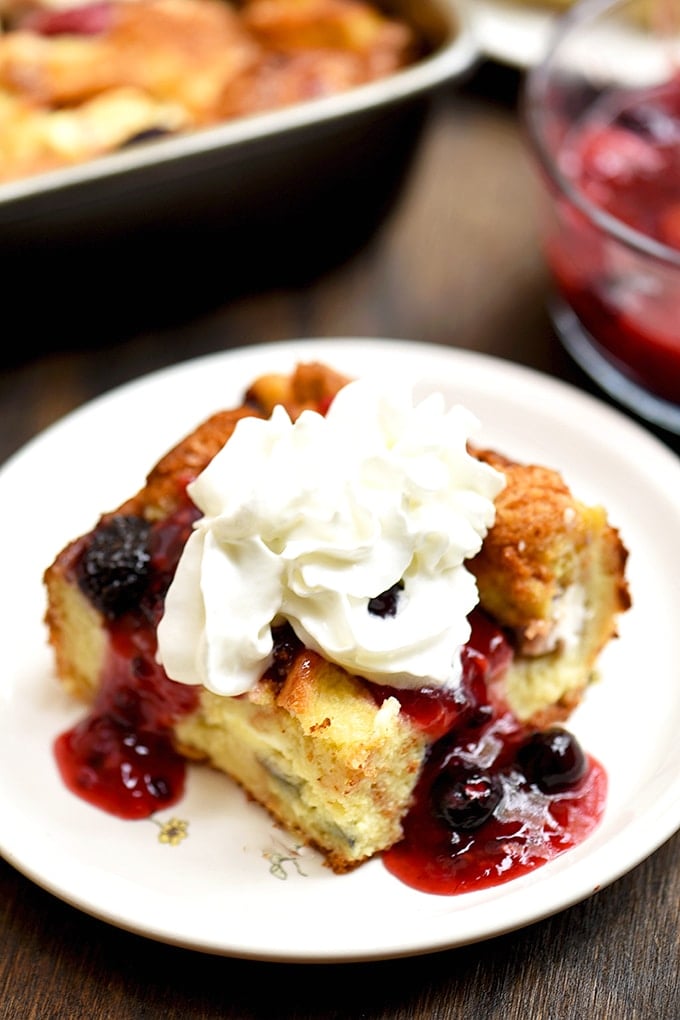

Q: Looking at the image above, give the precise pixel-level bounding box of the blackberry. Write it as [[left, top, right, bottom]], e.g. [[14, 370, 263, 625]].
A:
[[77, 514, 152, 618], [368, 580, 404, 617]]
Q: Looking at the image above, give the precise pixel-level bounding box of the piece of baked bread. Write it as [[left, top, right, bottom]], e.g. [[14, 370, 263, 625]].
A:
[[43, 362, 630, 872], [469, 447, 630, 725]]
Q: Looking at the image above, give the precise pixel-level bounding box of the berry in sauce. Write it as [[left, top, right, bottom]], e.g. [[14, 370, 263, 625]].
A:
[[431, 759, 503, 831], [516, 727, 588, 794], [382, 614, 606, 895], [77, 514, 152, 619], [56, 501, 200, 819]]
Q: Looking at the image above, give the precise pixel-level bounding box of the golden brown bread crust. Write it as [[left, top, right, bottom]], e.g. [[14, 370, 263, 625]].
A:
[[245, 360, 352, 418], [470, 447, 630, 631], [470, 447, 630, 723], [114, 361, 352, 520], [119, 406, 261, 521]]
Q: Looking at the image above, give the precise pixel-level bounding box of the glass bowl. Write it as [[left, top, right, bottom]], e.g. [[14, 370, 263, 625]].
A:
[[523, 0, 680, 433]]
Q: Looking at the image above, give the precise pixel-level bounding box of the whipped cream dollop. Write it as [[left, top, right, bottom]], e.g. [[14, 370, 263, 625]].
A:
[[156, 377, 505, 697]]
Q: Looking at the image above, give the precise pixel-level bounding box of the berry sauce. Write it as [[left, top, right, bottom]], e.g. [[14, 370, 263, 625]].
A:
[[379, 614, 606, 895], [55, 501, 606, 892], [546, 74, 680, 403], [55, 501, 201, 820]]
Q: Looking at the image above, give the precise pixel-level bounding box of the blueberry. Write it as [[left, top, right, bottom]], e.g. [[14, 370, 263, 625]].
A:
[[516, 728, 587, 793], [431, 760, 503, 831], [368, 580, 404, 617], [77, 514, 152, 618]]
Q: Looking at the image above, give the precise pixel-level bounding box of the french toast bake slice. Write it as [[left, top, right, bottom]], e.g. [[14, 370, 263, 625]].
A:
[[43, 362, 630, 873]]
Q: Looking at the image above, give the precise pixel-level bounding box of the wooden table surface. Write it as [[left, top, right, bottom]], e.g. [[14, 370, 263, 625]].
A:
[[1, 60, 679, 1020]]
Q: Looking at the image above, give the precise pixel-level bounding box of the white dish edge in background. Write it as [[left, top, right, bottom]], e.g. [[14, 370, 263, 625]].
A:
[[1, 337, 680, 963], [472, 0, 558, 66], [473, 0, 674, 80]]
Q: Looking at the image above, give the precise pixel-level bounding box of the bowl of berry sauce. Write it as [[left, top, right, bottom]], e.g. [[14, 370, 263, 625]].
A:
[[523, 0, 680, 433]]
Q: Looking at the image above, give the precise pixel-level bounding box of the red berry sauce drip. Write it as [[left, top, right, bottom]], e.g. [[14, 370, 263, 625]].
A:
[[54, 500, 201, 820], [380, 611, 607, 895]]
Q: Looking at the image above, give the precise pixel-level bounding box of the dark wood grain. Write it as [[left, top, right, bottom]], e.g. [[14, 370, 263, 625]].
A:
[[1, 61, 678, 1020]]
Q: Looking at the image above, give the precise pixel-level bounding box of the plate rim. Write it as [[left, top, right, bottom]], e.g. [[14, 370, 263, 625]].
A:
[[2, 336, 680, 963]]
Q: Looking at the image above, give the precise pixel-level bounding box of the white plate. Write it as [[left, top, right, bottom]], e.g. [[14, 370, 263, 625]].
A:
[[2, 337, 680, 963], [472, 0, 558, 66]]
